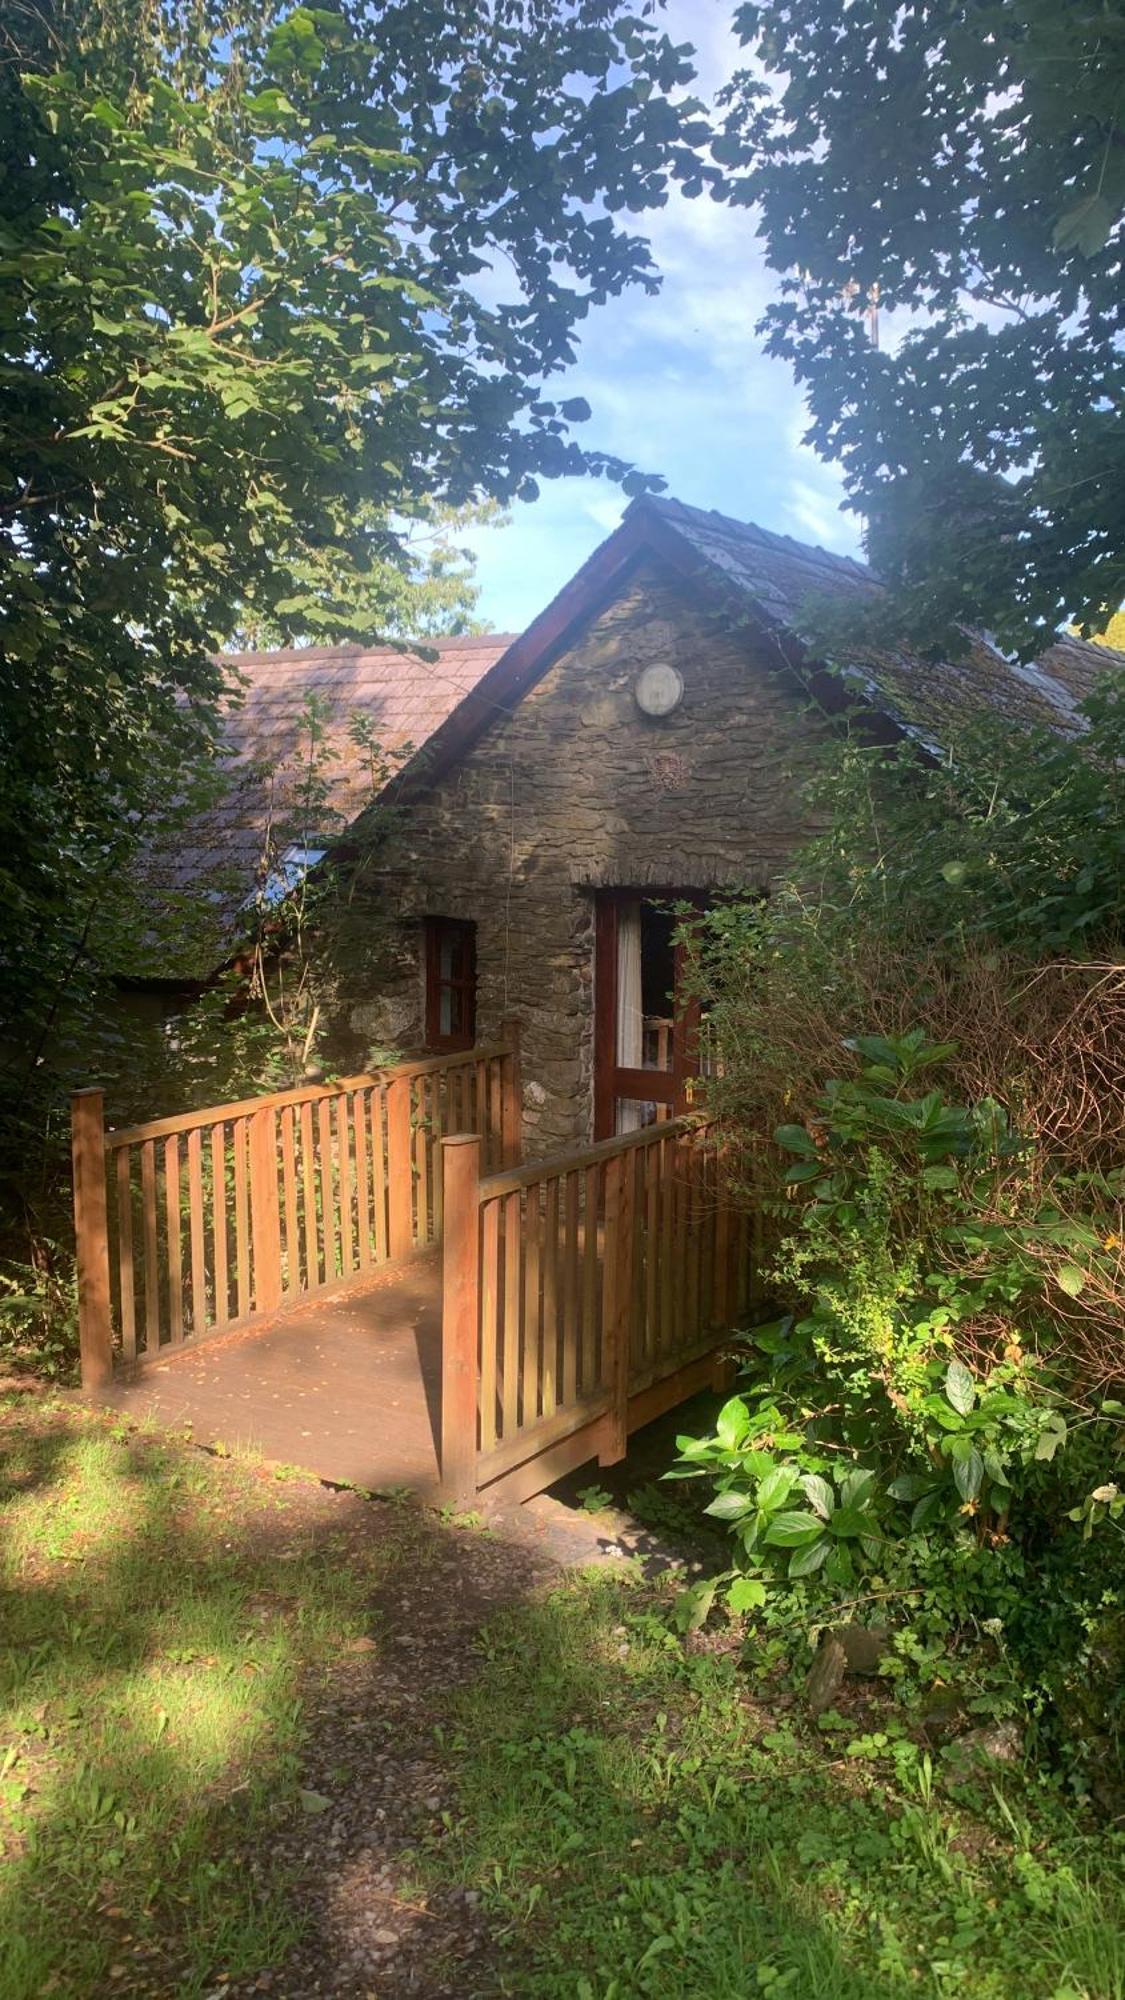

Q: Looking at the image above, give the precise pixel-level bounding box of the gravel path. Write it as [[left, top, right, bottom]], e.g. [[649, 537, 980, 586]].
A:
[[223, 1486, 665, 2000]]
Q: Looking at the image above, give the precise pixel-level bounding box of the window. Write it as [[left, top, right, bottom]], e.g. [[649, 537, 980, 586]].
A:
[[593, 890, 709, 1139], [424, 917, 477, 1050]]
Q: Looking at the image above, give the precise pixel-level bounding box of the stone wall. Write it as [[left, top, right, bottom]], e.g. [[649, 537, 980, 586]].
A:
[[335, 564, 827, 1154]]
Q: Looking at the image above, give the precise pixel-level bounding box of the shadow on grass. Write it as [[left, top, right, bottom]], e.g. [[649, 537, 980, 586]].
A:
[[430, 1571, 1125, 2000], [0, 1397, 451, 1998]]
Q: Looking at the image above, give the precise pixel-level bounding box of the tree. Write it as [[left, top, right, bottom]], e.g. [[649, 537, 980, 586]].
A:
[[0, 0, 708, 1214], [713, 1, 1125, 656]]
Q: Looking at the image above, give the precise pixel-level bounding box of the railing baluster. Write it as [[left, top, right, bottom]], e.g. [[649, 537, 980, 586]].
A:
[[337, 1094, 354, 1279], [414, 1075, 430, 1248], [116, 1145, 136, 1366], [141, 1138, 160, 1354], [386, 1075, 413, 1260], [354, 1088, 371, 1270], [502, 1188, 521, 1438], [440, 1133, 481, 1505], [164, 1134, 184, 1345], [541, 1176, 559, 1420], [561, 1170, 580, 1409], [233, 1117, 250, 1320], [281, 1104, 301, 1292], [581, 1163, 599, 1395], [211, 1122, 229, 1329], [187, 1127, 206, 1335], [480, 1194, 500, 1453], [370, 1087, 388, 1262], [316, 1098, 335, 1282], [521, 1184, 541, 1424]]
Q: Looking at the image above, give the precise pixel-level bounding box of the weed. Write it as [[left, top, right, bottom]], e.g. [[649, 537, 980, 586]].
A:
[[426, 1569, 1125, 1999]]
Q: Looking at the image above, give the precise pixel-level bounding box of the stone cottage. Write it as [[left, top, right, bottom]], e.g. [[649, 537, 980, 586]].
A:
[[153, 494, 1117, 1154], [311, 495, 1111, 1154]]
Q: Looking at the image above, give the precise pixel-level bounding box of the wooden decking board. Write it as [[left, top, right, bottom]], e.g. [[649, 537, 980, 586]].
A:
[[94, 1254, 444, 1498]]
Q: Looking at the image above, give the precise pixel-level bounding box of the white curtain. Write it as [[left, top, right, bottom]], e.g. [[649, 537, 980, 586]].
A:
[[616, 900, 645, 1133]]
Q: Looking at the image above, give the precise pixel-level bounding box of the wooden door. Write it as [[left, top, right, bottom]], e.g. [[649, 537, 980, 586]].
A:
[[593, 892, 702, 1140]]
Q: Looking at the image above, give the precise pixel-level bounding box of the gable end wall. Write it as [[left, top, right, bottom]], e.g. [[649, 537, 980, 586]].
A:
[[339, 565, 826, 1153]]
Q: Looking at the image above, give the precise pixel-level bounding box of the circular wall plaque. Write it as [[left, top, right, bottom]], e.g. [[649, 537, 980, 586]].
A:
[[634, 662, 684, 717]]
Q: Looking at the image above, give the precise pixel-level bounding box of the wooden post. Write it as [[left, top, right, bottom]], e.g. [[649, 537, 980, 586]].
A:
[[386, 1075, 414, 1261], [71, 1088, 114, 1390], [598, 1151, 634, 1467], [499, 1017, 522, 1167], [248, 1104, 282, 1314], [440, 1133, 481, 1504]]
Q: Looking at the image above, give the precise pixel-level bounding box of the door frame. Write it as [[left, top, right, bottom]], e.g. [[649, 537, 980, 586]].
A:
[[593, 889, 704, 1141]]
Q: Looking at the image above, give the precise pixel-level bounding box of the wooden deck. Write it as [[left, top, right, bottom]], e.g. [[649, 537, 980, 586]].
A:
[[74, 1045, 754, 1508], [95, 1254, 447, 1498]]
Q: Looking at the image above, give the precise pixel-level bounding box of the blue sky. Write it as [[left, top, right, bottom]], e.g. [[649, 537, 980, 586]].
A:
[[464, 0, 861, 635]]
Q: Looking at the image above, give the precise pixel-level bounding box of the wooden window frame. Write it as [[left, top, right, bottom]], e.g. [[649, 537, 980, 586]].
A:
[[424, 916, 477, 1052], [593, 888, 706, 1140]]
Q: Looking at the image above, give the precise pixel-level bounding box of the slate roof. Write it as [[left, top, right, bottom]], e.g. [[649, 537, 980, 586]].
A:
[[636, 496, 1113, 742], [381, 496, 1125, 815], [137, 633, 513, 975], [140, 495, 1125, 981]]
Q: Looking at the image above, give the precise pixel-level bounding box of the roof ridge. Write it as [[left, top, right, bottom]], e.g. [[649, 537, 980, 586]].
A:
[[219, 633, 515, 666], [634, 492, 870, 583]]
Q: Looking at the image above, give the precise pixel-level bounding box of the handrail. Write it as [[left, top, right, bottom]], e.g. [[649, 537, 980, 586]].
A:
[[104, 1042, 512, 1150], [478, 1112, 703, 1200]]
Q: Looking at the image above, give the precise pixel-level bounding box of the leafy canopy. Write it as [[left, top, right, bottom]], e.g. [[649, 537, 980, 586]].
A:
[[0, 0, 707, 1155], [714, 1, 1125, 655]]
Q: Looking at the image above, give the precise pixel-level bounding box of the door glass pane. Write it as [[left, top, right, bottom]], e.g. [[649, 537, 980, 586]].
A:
[[616, 1095, 658, 1136], [641, 903, 676, 1070], [615, 900, 676, 1071], [615, 899, 643, 1068]]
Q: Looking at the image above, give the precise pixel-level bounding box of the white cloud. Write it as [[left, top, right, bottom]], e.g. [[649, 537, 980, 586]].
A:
[[464, 0, 859, 630]]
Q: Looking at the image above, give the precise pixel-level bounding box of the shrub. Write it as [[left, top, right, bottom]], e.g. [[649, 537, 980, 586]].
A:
[[678, 677, 1125, 1794]]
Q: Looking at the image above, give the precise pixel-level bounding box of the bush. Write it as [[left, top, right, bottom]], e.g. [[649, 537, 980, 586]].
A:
[[678, 675, 1125, 1797]]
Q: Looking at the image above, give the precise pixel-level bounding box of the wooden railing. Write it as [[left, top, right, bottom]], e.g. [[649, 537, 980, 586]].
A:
[[438, 1114, 754, 1503], [72, 1030, 521, 1385]]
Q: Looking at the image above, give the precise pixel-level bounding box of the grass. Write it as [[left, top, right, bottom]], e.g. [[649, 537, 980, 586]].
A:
[[0, 1395, 418, 1999], [427, 1567, 1125, 2000], [5, 1394, 1123, 2000]]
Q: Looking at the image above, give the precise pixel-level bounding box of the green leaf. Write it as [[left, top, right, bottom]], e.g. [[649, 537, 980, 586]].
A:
[[763, 1510, 824, 1547], [911, 1489, 945, 1531], [839, 1467, 877, 1510], [1054, 192, 1117, 257], [945, 1360, 976, 1415], [774, 1123, 818, 1156], [1056, 1262, 1086, 1298], [715, 1396, 750, 1449], [673, 1578, 718, 1635], [756, 1466, 797, 1513], [827, 1505, 869, 1538], [788, 1536, 830, 1578], [800, 1473, 835, 1519], [704, 1489, 754, 1521], [953, 1448, 984, 1503], [1034, 1422, 1067, 1463], [727, 1575, 767, 1613], [888, 1473, 933, 1502]]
